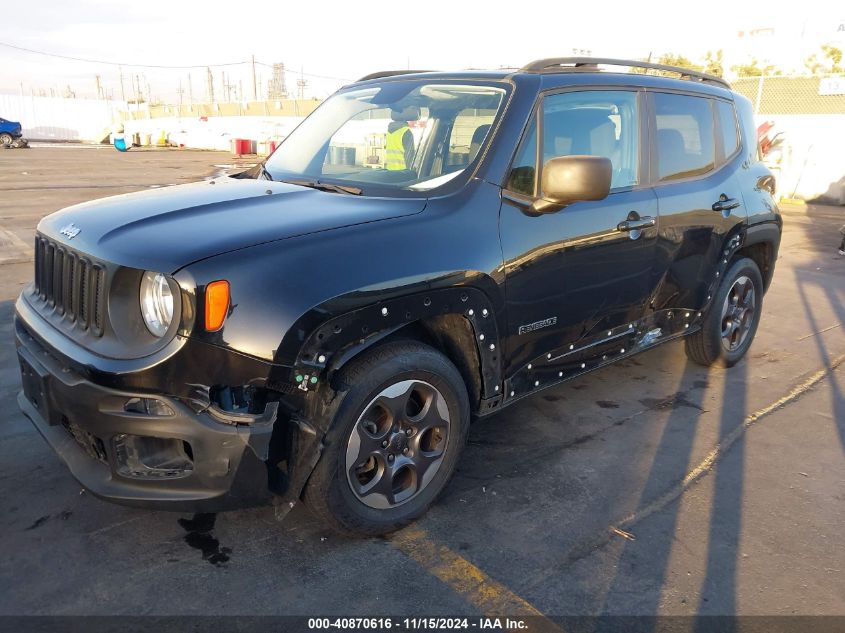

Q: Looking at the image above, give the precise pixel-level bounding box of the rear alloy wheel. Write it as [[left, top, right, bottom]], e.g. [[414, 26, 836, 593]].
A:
[[0, 133, 13, 146], [720, 275, 756, 352], [685, 257, 764, 367], [304, 340, 469, 536]]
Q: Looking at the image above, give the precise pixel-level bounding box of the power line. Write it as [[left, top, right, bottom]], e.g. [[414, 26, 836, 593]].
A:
[[0, 41, 355, 81], [252, 61, 352, 82], [0, 41, 249, 69]]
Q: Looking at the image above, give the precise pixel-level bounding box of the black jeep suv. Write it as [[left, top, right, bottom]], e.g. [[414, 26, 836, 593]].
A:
[[16, 58, 781, 535]]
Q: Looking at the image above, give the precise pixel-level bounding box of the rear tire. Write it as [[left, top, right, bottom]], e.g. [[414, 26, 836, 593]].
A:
[[685, 257, 764, 368], [0, 133, 13, 146], [303, 340, 470, 536]]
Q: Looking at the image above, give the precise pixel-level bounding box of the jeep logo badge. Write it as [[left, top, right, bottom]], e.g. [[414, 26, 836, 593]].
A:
[[59, 223, 81, 239]]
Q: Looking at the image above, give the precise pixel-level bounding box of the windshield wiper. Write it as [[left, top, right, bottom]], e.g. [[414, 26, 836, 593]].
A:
[[282, 179, 362, 195], [259, 164, 274, 181]]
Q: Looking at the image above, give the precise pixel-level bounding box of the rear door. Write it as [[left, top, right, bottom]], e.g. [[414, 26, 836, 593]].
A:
[[648, 91, 747, 315]]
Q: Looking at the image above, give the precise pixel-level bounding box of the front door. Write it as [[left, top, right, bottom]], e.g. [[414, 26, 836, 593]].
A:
[[499, 88, 659, 377]]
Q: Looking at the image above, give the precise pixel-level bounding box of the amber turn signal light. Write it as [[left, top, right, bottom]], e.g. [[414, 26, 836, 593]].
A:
[[204, 280, 230, 332]]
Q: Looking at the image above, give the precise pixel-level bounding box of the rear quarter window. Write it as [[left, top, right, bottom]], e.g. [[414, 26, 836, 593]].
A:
[[715, 100, 740, 161], [733, 95, 760, 163]]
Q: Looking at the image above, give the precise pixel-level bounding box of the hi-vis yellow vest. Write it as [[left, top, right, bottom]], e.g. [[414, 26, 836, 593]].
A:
[[385, 126, 409, 170]]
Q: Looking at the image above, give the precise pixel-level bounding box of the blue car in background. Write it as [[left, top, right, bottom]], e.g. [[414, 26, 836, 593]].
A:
[[0, 117, 23, 145]]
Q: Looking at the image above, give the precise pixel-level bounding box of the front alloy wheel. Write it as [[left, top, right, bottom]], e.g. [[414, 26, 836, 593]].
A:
[[303, 340, 469, 535], [346, 380, 450, 509]]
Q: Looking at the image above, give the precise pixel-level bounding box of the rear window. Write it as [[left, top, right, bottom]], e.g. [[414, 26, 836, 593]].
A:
[[654, 93, 715, 181]]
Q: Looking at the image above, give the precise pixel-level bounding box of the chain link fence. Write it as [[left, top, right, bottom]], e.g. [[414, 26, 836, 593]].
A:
[[732, 74, 845, 204]]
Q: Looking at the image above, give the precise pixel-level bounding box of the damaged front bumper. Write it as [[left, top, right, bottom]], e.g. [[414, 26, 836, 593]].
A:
[[14, 302, 320, 514]]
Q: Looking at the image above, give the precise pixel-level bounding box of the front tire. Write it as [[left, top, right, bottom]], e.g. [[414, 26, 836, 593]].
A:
[[303, 340, 470, 536], [685, 257, 764, 367]]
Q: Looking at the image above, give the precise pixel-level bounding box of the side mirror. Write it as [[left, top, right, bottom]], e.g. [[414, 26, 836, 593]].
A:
[[531, 155, 612, 214]]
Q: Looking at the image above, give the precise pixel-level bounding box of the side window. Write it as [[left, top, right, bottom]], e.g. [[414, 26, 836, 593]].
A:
[[715, 100, 740, 161], [654, 93, 715, 181], [541, 90, 639, 190], [506, 115, 537, 196]]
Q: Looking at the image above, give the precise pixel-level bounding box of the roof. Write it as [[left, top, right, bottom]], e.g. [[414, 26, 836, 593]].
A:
[[351, 57, 732, 94]]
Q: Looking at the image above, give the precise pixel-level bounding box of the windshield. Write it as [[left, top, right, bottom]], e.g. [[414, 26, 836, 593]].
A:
[[263, 80, 508, 195]]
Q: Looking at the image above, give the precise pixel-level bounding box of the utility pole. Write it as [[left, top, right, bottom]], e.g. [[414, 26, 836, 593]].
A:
[[177, 79, 184, 115], [206, 67, 214, 103], [119, 65, 126, 102], [220, 71, 226, 102], [188, 72, 193, 107], [251, 54, 257, 101], [95, 74, 102, 99], [297, 66, 308, 99]]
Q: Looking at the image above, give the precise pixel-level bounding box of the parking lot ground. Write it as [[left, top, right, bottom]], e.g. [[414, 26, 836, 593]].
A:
[[0, 147, 843, 618]]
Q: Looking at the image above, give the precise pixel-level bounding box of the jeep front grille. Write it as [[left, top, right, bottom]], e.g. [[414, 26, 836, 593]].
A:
[[34, 237, 106, 336]]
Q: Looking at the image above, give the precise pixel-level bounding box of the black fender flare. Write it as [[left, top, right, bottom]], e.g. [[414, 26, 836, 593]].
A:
[[739, 221, 781, 290], [286, 286, 504, 404], [701, 220, 780, 316], [743, 221, 781, 249]]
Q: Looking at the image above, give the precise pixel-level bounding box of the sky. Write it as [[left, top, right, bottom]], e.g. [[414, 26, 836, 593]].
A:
[[1, 0, 842, 102]]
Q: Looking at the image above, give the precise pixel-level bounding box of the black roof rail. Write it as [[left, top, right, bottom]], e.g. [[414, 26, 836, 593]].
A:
[[356, 69, 434, 82], [520, 57, 731, 89]]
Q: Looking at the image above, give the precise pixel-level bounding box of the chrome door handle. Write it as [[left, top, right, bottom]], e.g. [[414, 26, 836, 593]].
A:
[[617, 216, 656, 232], [712, 194, 741, 213]]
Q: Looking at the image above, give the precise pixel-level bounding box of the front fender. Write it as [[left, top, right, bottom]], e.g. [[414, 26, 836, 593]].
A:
[[284, 282, 504, 401], [179, 180, 507, 394]]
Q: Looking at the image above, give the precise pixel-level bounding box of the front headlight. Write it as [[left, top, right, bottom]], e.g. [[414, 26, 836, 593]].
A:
[[139, 271, 174, 337]]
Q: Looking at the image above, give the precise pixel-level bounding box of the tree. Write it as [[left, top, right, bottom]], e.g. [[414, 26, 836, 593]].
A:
[[654, 53, 703, 72], [804, 45, 843, 75], [631, 53, 703, 75], [731, 58, 780, 77], [702, 50, 724, 77]]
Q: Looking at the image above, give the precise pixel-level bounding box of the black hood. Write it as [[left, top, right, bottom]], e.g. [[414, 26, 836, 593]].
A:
[[37, 177, 426, 273]]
